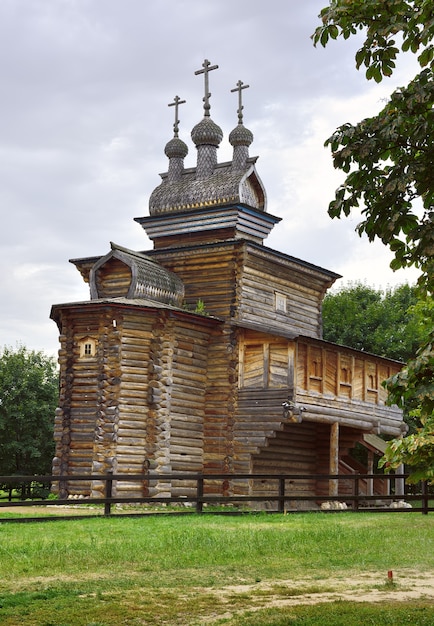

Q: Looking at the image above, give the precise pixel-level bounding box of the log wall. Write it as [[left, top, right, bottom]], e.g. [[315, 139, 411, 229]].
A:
[[52, 302, 217, 498], [95, 258, 132, 298], [150, 242, 241, 319], [151, 240, 335, 339], [238, 247, 333, 338]]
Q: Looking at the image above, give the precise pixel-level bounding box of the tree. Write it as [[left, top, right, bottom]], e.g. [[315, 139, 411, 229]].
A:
[[322, 282, 424, 362], [0, 345, 58, 495], [313, 1, 434, 295], [313, 1, 434, 482]]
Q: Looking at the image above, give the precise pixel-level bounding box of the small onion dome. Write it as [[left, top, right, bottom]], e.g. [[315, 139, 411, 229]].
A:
[[229, 123, 253, 147], [164, 136, 188, 159], [191, 117, 223, 147]]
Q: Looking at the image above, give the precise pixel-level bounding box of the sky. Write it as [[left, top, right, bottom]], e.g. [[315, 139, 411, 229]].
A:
[[0, 0, 421, 358]]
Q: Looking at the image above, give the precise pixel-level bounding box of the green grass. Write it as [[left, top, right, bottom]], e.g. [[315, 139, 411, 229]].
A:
[[0, 512, 433, 624]]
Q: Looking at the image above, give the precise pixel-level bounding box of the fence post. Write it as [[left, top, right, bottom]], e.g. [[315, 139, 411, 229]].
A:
[[196, 476, 204, 514], [422, 480, 429, 515], [104, 471, 113, 517], [353, 476, 359, 511], [278, 477, 285, 513]]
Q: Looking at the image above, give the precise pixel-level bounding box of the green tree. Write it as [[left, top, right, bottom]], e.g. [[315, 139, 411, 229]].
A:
[[0, 346, 58, 494], [322, 282, 424, 362], [313, 1, 434, 295], [313, 1, 434, 481]]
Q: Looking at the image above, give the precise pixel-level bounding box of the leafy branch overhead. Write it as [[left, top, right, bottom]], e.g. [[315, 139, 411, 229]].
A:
[[313, 1, 434, 482], [313, 0, 434, 82], [313, 0, 434, 296]]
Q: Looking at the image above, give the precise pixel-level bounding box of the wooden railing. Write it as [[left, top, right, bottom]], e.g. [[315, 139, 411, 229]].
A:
[[0, 472, 432, 521]]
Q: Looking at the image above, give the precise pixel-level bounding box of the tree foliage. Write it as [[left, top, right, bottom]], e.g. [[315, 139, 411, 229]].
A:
[[0, 345, 58, 481], [313, 1, 434, 481], [313, 0, 434, 295], [322, 282, 425, 362]]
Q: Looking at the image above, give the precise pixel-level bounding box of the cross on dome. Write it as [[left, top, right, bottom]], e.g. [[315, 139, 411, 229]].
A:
[[168, 95, 186, 138], [231, 80, 250, 125], [194, 59, 218, 117]]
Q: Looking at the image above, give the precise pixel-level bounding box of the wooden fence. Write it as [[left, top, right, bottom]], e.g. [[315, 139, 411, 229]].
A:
[[0, 472, 432, 522]]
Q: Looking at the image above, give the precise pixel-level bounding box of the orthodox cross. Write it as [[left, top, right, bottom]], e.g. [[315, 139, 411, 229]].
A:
[[194, 59, 218, 117], [231, 80, 249, 125], [168, 95, 186, 137]]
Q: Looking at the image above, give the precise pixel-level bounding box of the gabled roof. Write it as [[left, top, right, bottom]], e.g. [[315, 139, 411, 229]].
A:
[[89, 242, 185, 306]]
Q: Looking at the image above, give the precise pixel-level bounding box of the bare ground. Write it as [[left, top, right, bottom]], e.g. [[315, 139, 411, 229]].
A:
[[197, 570, 434, 622]]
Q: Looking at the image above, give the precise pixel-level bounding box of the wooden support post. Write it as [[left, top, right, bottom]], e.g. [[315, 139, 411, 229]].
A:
[[353, 476, 360, 511], [329, 422, 339, 497]]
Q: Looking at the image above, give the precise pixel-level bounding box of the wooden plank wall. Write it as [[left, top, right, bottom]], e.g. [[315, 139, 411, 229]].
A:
[[239, 332, 295, 389], [239, 249, 328, 338], [296, 340, 401, 405]]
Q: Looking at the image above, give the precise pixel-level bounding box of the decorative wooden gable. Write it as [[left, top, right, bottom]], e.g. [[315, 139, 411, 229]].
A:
[[89, 242, 184, 306]]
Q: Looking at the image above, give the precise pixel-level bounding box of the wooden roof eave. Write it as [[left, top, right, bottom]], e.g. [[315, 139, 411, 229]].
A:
[[50, 297, 224, 330]]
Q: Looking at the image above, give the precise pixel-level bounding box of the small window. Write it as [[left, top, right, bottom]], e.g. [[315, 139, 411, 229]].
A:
[[79, 337, 97, 359], [275, 292, 287, 313]]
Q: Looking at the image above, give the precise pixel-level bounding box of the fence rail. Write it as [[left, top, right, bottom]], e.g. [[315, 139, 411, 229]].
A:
[[0, 472, 432, 522]]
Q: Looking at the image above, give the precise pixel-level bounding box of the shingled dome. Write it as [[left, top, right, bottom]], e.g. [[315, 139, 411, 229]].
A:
[[164, 136, 188, 159], [191, 117, 223, 147], [229, 123, 253, 147]]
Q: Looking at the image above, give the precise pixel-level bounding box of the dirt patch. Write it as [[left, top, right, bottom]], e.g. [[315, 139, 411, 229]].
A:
[[199, 570, 434, 621], [0, 505, 104, 517]]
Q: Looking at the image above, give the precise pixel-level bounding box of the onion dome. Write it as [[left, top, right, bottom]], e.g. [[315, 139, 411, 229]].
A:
[[229, 123, 253, 147], [191, 117, 223, 147], [164, 136, 188, 159]]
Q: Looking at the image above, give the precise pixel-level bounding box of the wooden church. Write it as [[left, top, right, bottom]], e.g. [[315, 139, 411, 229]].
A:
[[51, 60, 406, 503]]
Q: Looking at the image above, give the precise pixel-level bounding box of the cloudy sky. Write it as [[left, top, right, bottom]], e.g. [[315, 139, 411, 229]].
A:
[[0, 0, 421, 357]]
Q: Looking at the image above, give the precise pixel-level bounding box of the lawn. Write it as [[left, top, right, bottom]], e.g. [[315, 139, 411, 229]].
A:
[[0, 512, 433, 625]]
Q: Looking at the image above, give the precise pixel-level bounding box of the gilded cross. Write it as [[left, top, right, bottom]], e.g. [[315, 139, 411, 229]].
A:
[[168, 95, 186, 137], [231, 80, 249, 125], [194, 59, 218, 117]]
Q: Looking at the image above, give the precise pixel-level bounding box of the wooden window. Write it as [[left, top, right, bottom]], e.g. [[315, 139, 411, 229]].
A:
[[311, 360, 320, 377], [308, 346, 323, 393], [366, 363, 378, 403], [275, 292, 287, 313], [79, 337, 97, 359]]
